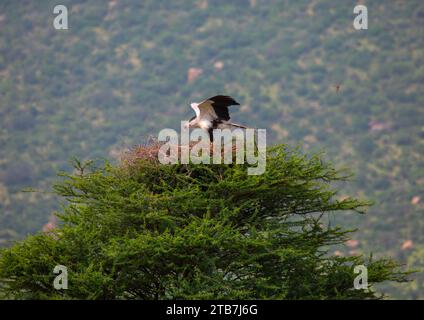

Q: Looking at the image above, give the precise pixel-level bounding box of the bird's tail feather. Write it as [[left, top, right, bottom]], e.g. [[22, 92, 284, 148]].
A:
[[220, 122, 248, 129]]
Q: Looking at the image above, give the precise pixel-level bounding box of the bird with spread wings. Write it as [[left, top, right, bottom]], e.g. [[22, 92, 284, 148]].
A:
[[185, 95, 247, 142]]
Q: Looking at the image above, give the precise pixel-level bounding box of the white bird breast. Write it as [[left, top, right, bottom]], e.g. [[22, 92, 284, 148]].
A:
[[198, 119, 213, 130]]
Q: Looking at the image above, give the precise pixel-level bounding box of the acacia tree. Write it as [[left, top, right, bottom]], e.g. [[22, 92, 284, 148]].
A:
[[0, 144, 407, 299]]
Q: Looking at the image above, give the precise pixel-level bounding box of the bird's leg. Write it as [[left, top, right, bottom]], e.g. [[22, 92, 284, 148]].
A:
[[208, 128, 214, 143]]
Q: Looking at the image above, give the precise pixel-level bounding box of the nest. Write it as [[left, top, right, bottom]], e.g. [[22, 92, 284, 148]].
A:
[[121, 136, 245, 167]]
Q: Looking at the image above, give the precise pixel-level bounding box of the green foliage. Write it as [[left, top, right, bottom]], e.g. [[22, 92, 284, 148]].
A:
[[0, 0, 422, 298], [0, 145, 408, 299]]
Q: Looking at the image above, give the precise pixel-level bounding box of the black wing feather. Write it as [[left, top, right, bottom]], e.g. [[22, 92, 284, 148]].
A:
[[208, 95, 240, 121]]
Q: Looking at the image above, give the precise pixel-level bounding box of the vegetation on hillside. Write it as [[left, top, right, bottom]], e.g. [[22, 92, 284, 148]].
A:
[[0, 1, 422, 298]]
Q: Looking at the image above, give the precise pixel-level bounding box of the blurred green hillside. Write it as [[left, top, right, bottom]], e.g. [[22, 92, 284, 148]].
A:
[[0, 0, 423, 298]]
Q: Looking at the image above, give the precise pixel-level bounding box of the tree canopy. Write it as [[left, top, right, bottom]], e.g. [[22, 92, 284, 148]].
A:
[[0, 144, 408, 299]]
